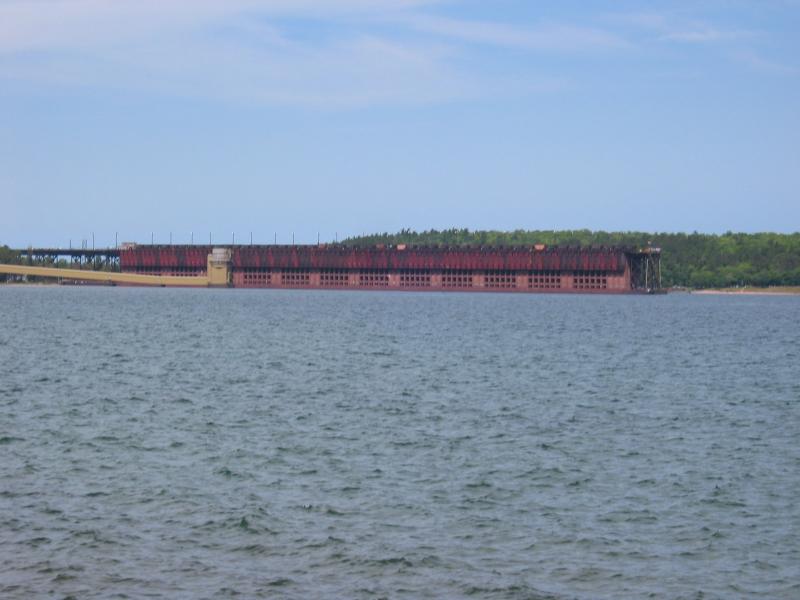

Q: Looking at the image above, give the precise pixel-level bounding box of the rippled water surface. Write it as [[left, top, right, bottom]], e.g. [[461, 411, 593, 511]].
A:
[[1, 287, 798, 599]]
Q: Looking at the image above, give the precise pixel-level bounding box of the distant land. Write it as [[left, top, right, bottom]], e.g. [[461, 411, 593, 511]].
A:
[[2, 229, 799, 289], [343, 230, 800, 289], [694, 287, 800, 296]]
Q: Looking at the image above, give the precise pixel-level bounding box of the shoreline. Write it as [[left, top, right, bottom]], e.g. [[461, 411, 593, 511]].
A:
[[692, 287, 800, 296]]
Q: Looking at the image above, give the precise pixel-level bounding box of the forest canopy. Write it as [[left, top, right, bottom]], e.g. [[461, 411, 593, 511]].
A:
[[343, 229, 800, 289]]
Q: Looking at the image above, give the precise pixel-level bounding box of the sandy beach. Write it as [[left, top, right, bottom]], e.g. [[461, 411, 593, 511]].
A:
[[693, 287, 800, 296]]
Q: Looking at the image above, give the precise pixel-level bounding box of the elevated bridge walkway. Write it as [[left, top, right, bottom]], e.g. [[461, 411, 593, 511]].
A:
[[0, 264, 209, 286], [0, 249, 232, 287]]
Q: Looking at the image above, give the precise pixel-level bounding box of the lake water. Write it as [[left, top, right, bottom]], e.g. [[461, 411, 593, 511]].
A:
[[1, 287, 798, 599]]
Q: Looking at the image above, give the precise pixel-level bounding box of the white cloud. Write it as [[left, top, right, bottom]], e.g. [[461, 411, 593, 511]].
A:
[[733, 50, 798, 76], [659, 27, 752, 44], [0, 0, 436, 53], [0, 0, 587, 107], [0, 0, 479, 106], [160, 35, 476, 107], [0, 0, 793, 110], [404, 15, 630, 52], [610, 11, 754, 45]]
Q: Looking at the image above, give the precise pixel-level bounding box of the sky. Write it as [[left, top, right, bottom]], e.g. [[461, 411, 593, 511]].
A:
[[1, 0, 798, 248]]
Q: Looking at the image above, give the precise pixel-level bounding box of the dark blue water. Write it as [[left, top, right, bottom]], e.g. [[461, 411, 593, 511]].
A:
[[1, 287, 798, 599]]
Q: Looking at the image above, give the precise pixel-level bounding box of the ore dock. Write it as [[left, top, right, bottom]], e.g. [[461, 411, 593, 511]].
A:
[[3, 244, 663, 293]]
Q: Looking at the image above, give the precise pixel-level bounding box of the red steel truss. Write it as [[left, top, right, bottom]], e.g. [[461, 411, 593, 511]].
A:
[[120, 245, 626, 272]]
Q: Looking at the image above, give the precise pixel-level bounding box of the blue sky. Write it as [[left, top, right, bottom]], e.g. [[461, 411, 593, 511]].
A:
[[1, 0, 798, 247]]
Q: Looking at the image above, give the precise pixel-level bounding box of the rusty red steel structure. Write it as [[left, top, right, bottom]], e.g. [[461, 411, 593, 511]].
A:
[[120, 245, 625, 271], [117, 244, 662, 293]]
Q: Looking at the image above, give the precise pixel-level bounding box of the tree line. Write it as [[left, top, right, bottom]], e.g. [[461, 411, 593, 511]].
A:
[[0, 245, 17, 282], [343, 229, 800, 289], [0, 245, 18, 265]]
